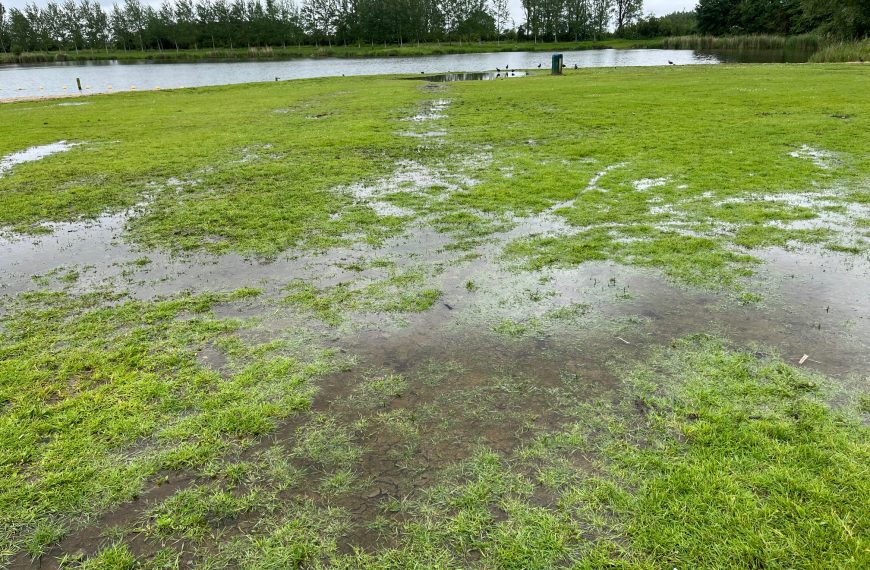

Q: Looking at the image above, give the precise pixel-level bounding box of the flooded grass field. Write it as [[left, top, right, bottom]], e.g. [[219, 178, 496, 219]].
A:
[[1, 64, 869, 568]]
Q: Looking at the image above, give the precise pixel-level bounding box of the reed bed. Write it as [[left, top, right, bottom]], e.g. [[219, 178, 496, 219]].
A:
[[663, 34, 822, 51], [809, 39, 870, 62]]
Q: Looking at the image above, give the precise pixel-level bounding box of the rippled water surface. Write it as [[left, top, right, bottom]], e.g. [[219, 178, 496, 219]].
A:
[[0, 49, 720, 99]]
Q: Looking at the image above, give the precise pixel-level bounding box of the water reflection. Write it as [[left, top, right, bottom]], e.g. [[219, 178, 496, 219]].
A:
[[420, 71, 528, 82]]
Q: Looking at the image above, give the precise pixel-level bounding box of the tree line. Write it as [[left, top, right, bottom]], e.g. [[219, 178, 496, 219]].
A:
[[0, 0, 863, 54], [0, 0, 647, 53], [696, 0, 868, 38]]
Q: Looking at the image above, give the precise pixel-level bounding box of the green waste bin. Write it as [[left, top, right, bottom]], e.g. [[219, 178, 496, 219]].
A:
[[551, 54, 563, 75]]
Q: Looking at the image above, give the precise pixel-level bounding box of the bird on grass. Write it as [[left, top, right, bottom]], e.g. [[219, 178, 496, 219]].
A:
[[574, 64, 578, 69]]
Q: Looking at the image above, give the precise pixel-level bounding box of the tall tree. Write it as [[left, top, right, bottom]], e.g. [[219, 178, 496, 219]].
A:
[[61, 0, 83, 50], [0, 2, 7, 52], [589, 0, 612, 37], [123, 0, 148, 50], [490, 0, 509, 41], [302, 0, 336, 45], [565, 0, 592, 40], [614, 0, 641, 35], [539, 0, 566, 42], [521, 0, 542, 42]]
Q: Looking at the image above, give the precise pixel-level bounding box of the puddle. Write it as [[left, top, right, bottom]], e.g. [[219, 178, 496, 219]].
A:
[[403, 99, 450, 121], [0, 140, 78, 177], [336, 155, 483, 221], [399, 130, 447, 138], [418, 71, 528, 82], [368, 201, 415, 217], [544, 162, 628, 214], [789, 144, 841, 169], [633, 177, 670, 191]]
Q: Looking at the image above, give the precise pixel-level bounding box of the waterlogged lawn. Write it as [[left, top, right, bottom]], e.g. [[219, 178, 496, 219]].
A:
[[1, 65, 869, 567], [0, 289, 341, 560], [3, 65, 868, 284], [0, 76, 419, 252], [444, 65, 870, 289], [345, 337, 868, 569], [60, 338, 870, 569]]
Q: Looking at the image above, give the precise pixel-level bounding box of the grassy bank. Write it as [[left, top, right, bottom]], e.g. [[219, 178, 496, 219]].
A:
[[1, 64, 869, 567], [0, 38, 663, 65]]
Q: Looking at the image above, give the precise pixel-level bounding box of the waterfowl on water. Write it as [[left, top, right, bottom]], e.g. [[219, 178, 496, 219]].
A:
[[537, 63, 542, 68], [668, 60, 675, 65]]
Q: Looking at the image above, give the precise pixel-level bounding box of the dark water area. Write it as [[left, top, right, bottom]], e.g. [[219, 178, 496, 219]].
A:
[[700, 47, 815, 63]]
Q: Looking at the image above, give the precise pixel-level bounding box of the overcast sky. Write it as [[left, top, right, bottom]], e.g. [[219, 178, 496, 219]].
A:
[[1, 0, 697, 21]]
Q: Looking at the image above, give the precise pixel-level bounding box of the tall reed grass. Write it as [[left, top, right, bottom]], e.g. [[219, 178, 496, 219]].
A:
[[663, 34, 821, 51], [809, 39, 869, 62]]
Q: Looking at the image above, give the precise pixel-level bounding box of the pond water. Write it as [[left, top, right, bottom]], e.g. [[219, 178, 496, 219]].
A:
[[699, 47, 815, 64], [420, 70, 528, 81], [1, 48, 725, 100]]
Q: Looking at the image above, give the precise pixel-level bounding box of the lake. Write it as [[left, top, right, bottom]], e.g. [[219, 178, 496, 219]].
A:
[[0, 47, 803, 100]]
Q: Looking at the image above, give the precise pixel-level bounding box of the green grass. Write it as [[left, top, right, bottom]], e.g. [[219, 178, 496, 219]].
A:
[[2, 64, 870, 566], [0, 39, 664, 65], [0, 288, 338, 559]]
